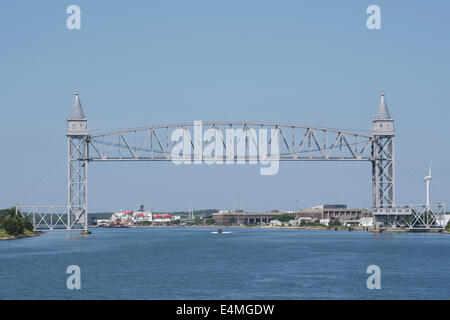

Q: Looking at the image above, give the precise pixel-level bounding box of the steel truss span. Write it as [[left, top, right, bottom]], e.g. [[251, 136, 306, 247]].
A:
[[16, 93, 446, 231], [15, 206, 84, 231], [373, 204, 446, 230], [88, 122, 375, 162]]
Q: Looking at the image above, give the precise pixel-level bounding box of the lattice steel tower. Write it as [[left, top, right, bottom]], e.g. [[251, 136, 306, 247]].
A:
[[371, 93, 395, 208], [66, 91, 89, 231]]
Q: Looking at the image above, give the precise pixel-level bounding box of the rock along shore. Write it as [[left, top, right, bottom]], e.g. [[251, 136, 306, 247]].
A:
[[0, 231, 43, 241]]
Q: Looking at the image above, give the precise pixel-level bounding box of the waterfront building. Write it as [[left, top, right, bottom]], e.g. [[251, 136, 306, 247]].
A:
[[133, 210, 153, 223], [152, 214, 181, 224], [109, 207, 179, 225], [111, 211, 133, 223], [342, 219, 360, 227], [297, 205, 370, 220], [288, 217, 313, 226], [212, 210, 294, 225], [359, 217, 374, 227], [270, 220, 283, 226], [95, 219, 110, 226]]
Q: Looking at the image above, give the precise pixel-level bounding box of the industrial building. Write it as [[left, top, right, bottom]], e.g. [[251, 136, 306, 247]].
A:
[[212, 205, 370, 225], [297, 205, 370, 220], [212, 210, 295, 225]]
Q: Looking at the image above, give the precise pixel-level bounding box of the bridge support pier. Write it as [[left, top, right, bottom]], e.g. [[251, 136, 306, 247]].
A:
[[67, 136, 89, 231], [371, 135, 395, 209]]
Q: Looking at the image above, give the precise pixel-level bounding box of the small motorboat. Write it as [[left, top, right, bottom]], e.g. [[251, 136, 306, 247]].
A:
[[211, 227, 230, 234]]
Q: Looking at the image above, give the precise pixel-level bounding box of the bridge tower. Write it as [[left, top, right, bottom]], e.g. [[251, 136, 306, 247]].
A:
[[66, 91, 89, 231], [371, 93, 395, 209]]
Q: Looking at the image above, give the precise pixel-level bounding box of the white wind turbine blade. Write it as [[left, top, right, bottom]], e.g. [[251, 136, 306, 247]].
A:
[[424, 158, 432, 181], [429, 158, 432, 179]]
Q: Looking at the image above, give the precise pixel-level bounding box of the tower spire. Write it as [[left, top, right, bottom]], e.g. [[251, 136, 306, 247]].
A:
[[69, 91, 86, 119], [375, 92, 392, 120], [67, 91, 88, 136], [371, 92, 395, 136]]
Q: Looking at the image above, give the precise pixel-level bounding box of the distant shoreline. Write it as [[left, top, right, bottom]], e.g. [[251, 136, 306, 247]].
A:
[[112, 224, 450, 234], [113, 224, 343, 231]]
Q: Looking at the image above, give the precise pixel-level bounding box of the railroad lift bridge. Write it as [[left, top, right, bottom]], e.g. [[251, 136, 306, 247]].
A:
[[17, 93, 446, 231]]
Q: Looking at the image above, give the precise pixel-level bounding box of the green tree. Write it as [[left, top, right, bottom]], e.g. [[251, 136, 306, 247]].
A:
[[0, 207, 16, 221], [328, 218, 341, 227], [446, 221, 450, 231], [22, 216, 34, 231], [273, 214, 294, 223], [313, 219, 322, 227], [3, 215, 25, 235], [0, 207, 34, 235]]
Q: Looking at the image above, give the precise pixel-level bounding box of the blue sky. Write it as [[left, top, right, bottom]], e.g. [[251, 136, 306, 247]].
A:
[[1, 1, 449, 212]]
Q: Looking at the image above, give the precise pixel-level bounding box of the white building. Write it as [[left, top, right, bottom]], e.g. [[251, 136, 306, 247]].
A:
[[133, 210, 153, 223], [284, 217, 314, 226], [289, 217, 312, 226], [359, 217, 374, 227], [298, 217, 313, 223], [270, 220, 283, 226], [111, 211, 134, 223], [341, 217, 373, 227], [342, 220, 360, 227], [152, 214, 181, 224], [96, 219, 109, 226], [110, 209, 181, 225]]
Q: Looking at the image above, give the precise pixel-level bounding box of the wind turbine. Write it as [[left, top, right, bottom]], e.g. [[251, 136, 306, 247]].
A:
[[424, 159, 432, 210]]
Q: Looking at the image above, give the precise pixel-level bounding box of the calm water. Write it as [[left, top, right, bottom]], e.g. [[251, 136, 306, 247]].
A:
[[1, 228, 449, 300]]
